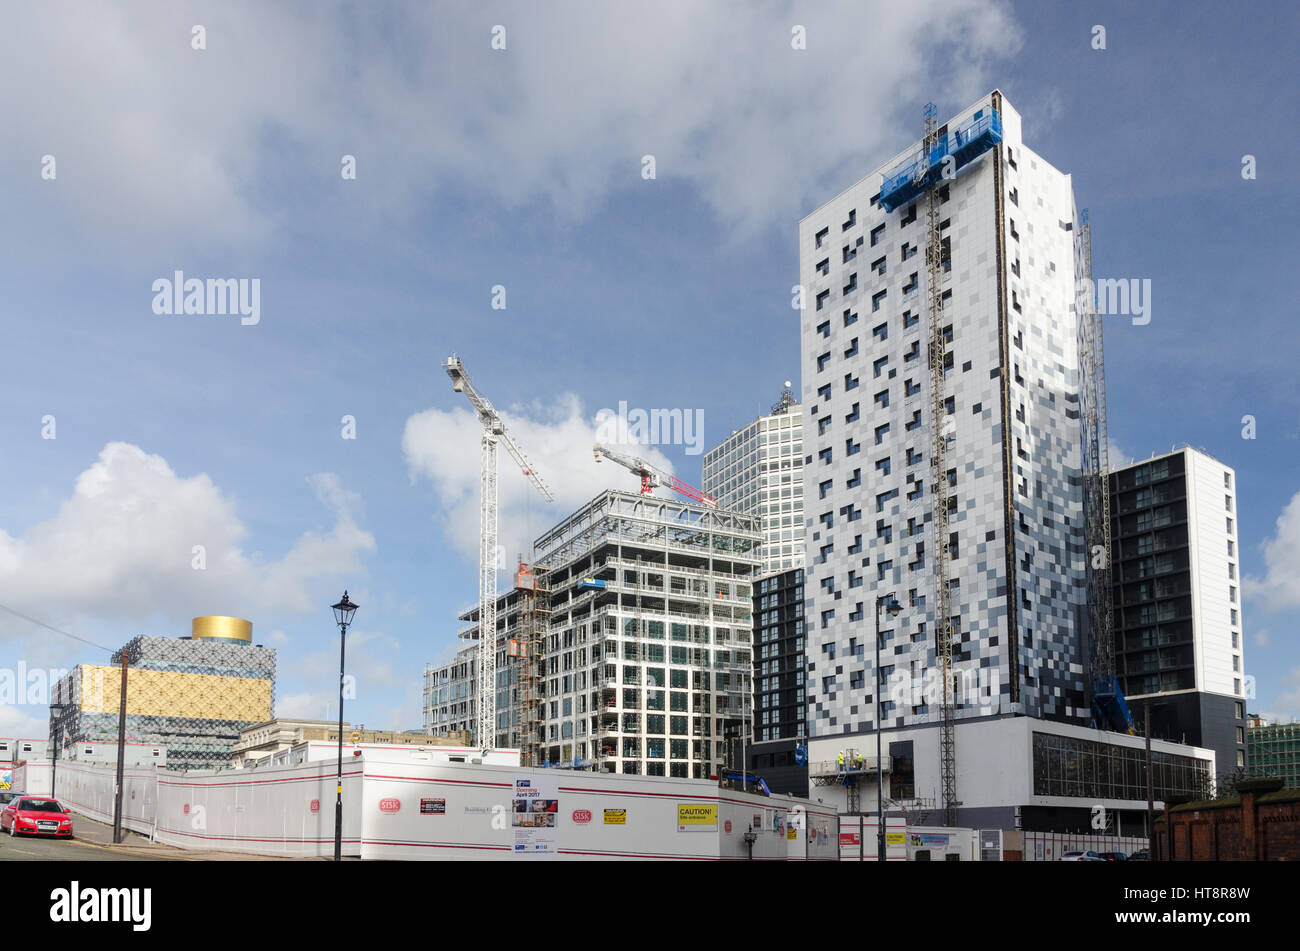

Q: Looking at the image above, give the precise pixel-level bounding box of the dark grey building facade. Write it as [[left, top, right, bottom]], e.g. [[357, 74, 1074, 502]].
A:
[[746, 567, 808, 796], [1109, 447, 1247, 781]]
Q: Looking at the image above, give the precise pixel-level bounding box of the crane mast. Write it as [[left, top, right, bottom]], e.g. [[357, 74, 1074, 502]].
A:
[[446, 354, 553, 750], [593, 443, 718, 507]]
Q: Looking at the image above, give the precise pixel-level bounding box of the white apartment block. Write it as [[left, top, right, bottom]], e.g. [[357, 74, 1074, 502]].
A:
[[801, 91, 1088, 741], [789, 90, 1214, 830], [702, 388, 806, 575]]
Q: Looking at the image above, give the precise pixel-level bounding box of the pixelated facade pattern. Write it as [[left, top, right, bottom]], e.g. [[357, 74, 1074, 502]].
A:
[[51, 636, 276, 772], [799, 92, 1088, 742]]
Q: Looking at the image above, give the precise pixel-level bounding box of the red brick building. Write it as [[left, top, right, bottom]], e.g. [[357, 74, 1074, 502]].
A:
[[1154, 777, 1300, 860]]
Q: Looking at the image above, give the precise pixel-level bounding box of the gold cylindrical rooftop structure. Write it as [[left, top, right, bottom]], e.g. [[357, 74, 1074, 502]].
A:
[[191, 616, 253, 642]]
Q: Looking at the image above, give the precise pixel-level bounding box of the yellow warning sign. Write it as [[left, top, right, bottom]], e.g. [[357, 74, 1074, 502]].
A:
[[787, 828, 798, 840], [603, 809, 626, 825], [677, 803, 718, 831], [886, 832, 906, 845]]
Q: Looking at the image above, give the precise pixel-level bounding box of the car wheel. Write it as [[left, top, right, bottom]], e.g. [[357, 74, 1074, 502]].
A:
[[7, 823, 14, 837]]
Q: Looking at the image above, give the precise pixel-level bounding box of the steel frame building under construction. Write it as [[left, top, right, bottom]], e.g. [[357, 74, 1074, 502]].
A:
[[427, 489, 761, 779]]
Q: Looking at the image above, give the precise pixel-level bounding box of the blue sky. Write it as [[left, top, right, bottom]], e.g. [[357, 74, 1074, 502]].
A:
[[0, 0, 1296, 738]]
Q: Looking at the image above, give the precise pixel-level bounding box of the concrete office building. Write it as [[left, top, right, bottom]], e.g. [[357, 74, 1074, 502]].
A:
[[428, 491, 761, 779], [797, 90, 1213, 831], [423, 645, 479, 740], [702, 387, 805, 575], [1109, 446, 1248, 777]]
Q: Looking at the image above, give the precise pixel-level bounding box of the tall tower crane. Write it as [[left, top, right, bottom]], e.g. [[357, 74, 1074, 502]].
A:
[[446, 355, 553, 749], [593, 443, 718, 507]]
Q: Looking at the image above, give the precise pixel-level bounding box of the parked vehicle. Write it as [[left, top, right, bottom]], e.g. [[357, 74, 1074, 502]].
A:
[[1098, 851, 1129, 861], [1128, 849, 1151, 861], [1059, 850, 1105, 861], [0, 797, 73, 838], [0, 791, 25, 807]]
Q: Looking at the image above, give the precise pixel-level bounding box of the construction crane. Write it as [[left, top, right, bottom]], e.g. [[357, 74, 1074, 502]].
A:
[[1078, 213, 1134, 735], [593, 443, 718, 507], [445, 354, 553, 750]]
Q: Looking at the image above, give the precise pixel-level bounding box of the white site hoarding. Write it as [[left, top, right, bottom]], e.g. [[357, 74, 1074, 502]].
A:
[[50, 745, 838, 861]]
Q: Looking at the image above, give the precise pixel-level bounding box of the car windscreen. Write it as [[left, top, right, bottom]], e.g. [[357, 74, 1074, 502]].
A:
[[18, 799, 62, 812]]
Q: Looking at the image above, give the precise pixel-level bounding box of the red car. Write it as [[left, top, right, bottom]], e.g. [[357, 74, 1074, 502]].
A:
[[1, 797, 73, 838]]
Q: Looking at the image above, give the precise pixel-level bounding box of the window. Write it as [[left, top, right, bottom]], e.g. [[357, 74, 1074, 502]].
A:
[[846, 439, 861, 456], [1224, 472, 1232, 489], [819, 479, 833, 500], [844, 337, 859, 358], [845, 372, 859, 391], [817, 319, 830, 338], [871, 255, 887, 277], [844, 308, 858, 327], [903, 310, 919, 329], [872, 321, 888, 342], [872, 289, 887, 312], [816, 289, 829, 311], [874, 389, 890, 409], [847, 468, 862, 488], [1225, 494, 1233, 512], [846, 402, 860, 423], [873, 355, 889, 378], [843, 244, 857, 264], [874, 423, 890, 445], [1226, 517, 1233, 534], [815, 226, 829, 248], [816, 257, 830, 276], [843, 273, 858, 295], [817, 351, 831, 371], [870, 223, 885, 246]]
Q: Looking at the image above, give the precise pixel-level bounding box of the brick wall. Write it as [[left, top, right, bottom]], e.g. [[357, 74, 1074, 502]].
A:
[[1154, 777, 1300, 860]]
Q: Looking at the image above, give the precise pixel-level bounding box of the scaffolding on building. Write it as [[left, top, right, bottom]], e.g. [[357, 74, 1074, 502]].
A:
[[512, 562, 550, 768]]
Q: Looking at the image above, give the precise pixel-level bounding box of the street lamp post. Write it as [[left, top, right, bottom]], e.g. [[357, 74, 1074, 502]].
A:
[[875, 593, 902, 862], [331, 590, 358, 862], [49, 700, 66, 801]]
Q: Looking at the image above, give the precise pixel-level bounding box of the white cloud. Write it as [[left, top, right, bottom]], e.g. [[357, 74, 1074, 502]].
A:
[[1106, 437, 1133, 468], [275, 691, 336, 722], [1254, 628, 1270, 648], [1, 1, 1021, 251], [1269, 668, 1300, 723], [0, 705, 49, 739], [0, 443, 375, 640], [1243, 489, 1300, 614], [403, 395, 676, 567]]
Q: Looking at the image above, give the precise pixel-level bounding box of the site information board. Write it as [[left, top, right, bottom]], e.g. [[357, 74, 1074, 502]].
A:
[[512, 777, 558, 856]]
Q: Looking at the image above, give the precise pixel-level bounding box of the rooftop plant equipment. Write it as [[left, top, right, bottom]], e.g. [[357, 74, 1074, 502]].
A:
[[879, 108, 1003, 212]]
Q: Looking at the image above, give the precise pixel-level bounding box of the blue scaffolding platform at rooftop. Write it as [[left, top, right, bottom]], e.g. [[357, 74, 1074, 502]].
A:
[[878, 108, 1003, 212]]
